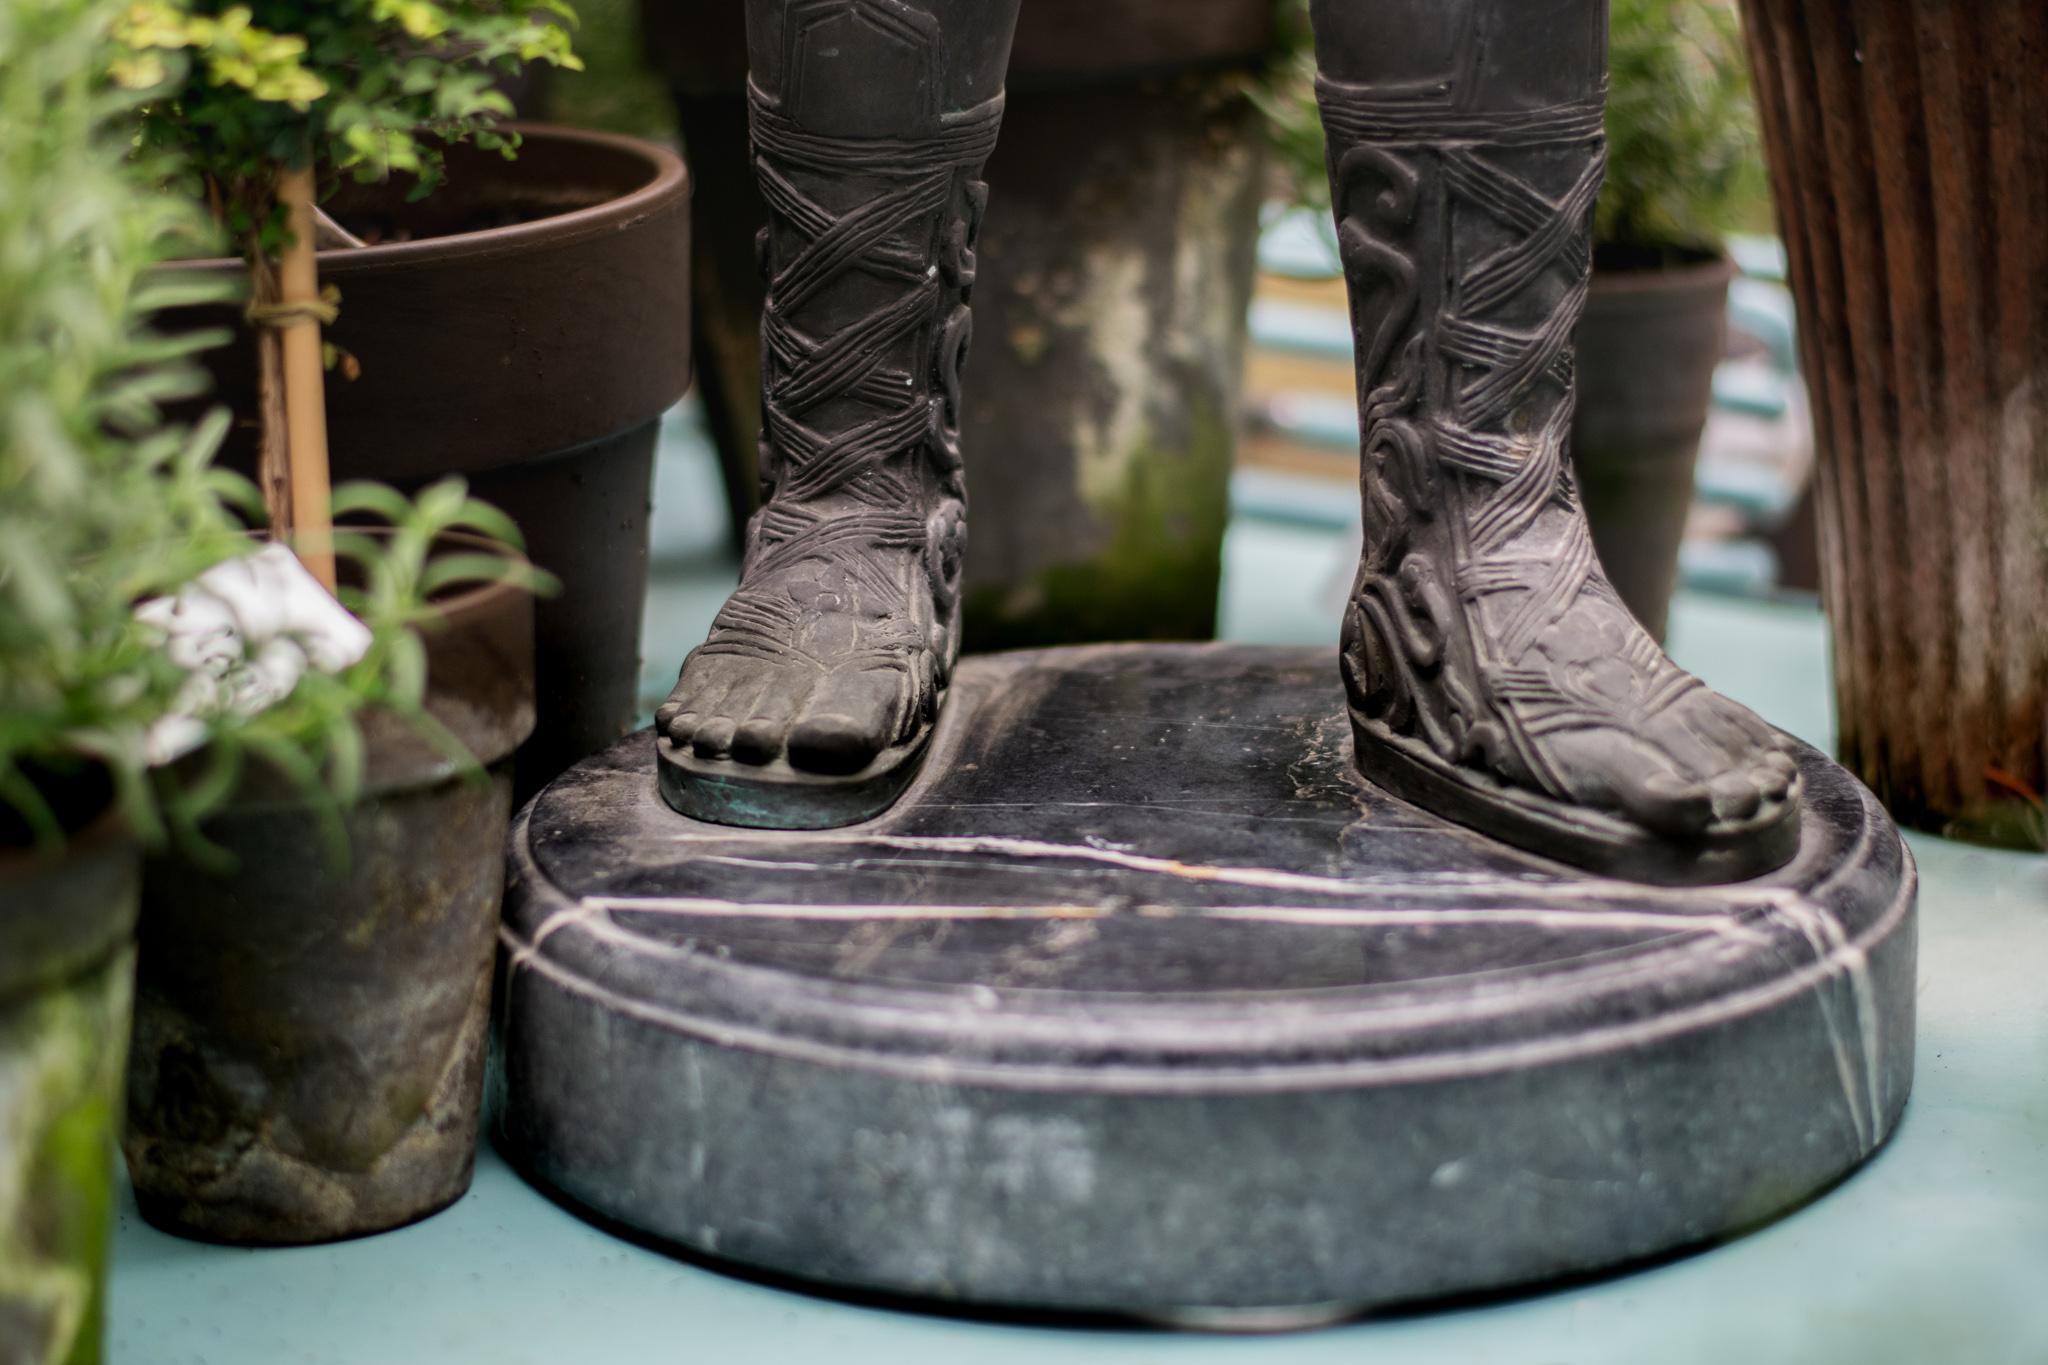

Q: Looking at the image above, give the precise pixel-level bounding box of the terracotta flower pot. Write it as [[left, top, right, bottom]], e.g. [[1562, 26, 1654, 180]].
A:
[[0, 810, 138, 1365], [646, 0, 1273, 650], [1738, 0, 2048, 846], [1571, 250, 1735, 643], [165, 125, 692, 798], [123, 546, 537, 1244]]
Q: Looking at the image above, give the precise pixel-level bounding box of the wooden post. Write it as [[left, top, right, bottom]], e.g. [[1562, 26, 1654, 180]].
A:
[[275, 166, 336, 591]]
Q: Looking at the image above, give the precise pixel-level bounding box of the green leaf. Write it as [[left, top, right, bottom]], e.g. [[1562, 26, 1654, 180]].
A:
[[419, 551, 520, 598]]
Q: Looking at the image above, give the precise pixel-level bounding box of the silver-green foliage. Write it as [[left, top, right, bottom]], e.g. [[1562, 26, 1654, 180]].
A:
[[0, 0, 249, 846]]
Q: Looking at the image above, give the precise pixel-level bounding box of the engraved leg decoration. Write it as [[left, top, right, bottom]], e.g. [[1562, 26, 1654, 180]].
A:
[[658, 0, 1012, 828], [1312, 0, 1802, 883]]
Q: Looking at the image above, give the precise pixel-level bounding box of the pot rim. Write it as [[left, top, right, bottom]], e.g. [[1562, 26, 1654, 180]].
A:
[[1588, 249, 1737, 295], [252, 526, 538, 788], [164, 123, 689, 276], [0, 797, 126, 879], [269, 525, 536, 624]]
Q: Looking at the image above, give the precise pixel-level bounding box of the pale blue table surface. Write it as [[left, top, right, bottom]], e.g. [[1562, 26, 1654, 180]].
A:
[[109, 444, 2048, 1364]]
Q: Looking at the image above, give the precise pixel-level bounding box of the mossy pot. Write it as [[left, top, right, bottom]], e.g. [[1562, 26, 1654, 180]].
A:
[[650, 0, 1272, 650], [1570, 248, 1735, 643], [0, 812, 140, 1365], [123, 544, 536, 1245]]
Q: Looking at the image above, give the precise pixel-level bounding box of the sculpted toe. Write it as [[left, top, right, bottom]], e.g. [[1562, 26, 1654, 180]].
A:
[[1755, 752, 1796, 801], [1709, 772, 1764, 821], [1617, 768, 1716, 838], [732, 717, 787, 764], [692, 716, 739, 759], [788, 712, 887, 775]]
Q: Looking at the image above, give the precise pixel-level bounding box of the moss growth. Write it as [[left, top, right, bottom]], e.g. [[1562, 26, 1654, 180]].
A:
[[0, 948, 133, 1365], [963, 391, 1234, 653]]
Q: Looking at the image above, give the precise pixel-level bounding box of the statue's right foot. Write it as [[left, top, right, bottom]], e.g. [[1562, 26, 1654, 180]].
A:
[[655, 509, 961, 829], [655, 0, 1007, 829]]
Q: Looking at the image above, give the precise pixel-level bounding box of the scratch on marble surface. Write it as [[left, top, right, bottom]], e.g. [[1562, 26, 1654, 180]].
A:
[[498, 896, 611, 985], [569, 894, 1776, 942], [659, 830, 1812, 914], [1767, 900, 1883, 1155], [583, 897, 1110, 921]]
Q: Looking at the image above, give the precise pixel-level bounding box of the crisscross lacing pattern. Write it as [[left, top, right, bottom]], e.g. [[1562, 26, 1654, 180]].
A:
[[693, 83, 1002, 674], [1320, 81, 1698, 799]]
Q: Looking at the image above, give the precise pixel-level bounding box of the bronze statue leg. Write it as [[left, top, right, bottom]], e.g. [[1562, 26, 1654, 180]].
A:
[[1309, 0, 1803, 882], [658, 0, 1020, 828]]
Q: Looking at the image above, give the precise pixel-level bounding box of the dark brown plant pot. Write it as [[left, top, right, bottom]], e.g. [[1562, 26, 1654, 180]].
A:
[[1004, 0, 1276, 83], [646, 0, 1271, 650], [165, 125, 691, 799], [1739, 0, 2048, 848], [643, 0, 1276, 95], [0, 810, 138, 1365], [123, 553, 538, 1245], [1570, 249, 1734, 644]]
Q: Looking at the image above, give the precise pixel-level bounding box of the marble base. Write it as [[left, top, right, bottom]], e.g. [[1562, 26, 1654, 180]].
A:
[[495, 644, 1916, 1320]]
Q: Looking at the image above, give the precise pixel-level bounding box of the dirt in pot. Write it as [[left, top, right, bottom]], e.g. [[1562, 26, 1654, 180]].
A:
[[0, 763, 114, 851], [332, 188, 613, 245], [1591, 239, 1723, 273]]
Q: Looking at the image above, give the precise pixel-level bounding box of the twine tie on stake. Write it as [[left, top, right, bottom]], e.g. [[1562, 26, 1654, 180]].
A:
[[245, 285, 340, 329]]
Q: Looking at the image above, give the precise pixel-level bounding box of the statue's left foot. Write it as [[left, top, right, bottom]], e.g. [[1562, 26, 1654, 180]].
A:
[[1342, 532, 1803, 883], [1313, 38, 1803, 884]]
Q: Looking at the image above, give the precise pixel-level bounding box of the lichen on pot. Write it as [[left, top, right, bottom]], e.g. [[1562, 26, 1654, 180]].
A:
[[123, 531, 539, 1245], [123, 744, 514, 1244], [0, 822, 141, 1365]]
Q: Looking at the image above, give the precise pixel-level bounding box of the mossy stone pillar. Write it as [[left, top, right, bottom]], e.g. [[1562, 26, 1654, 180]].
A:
[[647, 0, 1273, 648]]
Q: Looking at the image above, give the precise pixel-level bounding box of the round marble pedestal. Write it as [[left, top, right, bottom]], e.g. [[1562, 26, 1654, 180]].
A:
[[496, 645, 1915, 1321]]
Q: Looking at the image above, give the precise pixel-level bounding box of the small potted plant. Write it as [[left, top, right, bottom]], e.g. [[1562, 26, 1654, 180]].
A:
[[125, 0, 693, 792], [123, 478, 549, 1246], [1573, 0, 1762, 642], [110, 4, 557, 1242], [0, 0, 249, 1357]]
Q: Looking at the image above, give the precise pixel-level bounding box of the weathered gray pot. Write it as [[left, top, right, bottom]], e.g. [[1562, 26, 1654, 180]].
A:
[[1570, 250, 1734, 643], [124, 559, 536, 1245], [0, 811, 139, 1365], [648, 0, 1271, 649]]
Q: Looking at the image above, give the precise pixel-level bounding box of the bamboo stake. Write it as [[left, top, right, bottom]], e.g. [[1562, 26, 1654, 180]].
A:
[[275, 166, 336, 591], [249, 248, 292, 536]]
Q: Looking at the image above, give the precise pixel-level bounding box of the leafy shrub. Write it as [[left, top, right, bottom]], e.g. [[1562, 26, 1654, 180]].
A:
[[1, 0, 557, 852], [114, 0, 582, 254], [1598, 0, 1765, 259], [1255, 0, 1767, 260]]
